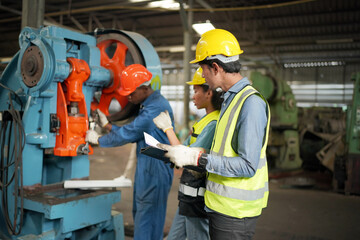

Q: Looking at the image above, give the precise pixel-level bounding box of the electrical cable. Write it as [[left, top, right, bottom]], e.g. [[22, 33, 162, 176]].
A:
[[0, 88, 25, 236], [0, 83, 23, 110]]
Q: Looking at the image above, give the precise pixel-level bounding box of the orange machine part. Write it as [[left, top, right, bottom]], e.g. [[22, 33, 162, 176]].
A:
[[54, 58, 93, 156], [91, 39, 129, 115]]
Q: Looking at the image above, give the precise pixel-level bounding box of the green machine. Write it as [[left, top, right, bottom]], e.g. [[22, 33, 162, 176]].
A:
[[344, 72, 360, 194], [251, 71, 302, 170]]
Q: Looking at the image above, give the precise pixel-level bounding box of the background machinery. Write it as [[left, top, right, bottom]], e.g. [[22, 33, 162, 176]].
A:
[[251, 71, 360, 194], [251, 71, 303, 170], [291, 72, 360, 195], [341, 72, 360, 194], [0, 26, 162, 239]]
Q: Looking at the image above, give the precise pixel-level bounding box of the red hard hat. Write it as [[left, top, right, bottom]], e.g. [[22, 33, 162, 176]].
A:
[[119, 64, 153, 96]]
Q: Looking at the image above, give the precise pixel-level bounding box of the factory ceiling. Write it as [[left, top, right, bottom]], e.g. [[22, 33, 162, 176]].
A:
[[0, 0, 359, 69]]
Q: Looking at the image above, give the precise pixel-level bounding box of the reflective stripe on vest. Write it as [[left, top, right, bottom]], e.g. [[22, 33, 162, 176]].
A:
[[189, 110, 220, 145], [179, 111, 219, 200], [206, 85, 271, 219], [206, 157, 268, 201], [179, 184, 206, 197]]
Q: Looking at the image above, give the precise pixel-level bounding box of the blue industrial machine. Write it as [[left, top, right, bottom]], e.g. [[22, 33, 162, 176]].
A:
[[0, 26, 162, 239]]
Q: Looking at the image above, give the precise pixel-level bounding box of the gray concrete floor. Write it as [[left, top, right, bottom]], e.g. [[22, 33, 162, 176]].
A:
[[89, 145, 360, 240]]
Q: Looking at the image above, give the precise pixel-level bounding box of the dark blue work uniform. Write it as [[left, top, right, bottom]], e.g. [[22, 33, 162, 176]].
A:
[[99, 90, 174, 240]]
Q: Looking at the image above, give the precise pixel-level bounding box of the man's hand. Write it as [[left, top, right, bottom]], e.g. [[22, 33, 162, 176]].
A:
[[86, 130, 100, 144], [153, 111, 173, 133], [96, 109, 109, 127], [157, 144, 204, 168]]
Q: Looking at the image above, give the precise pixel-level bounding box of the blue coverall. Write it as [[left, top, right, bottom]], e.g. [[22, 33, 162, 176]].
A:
[[98, 90, 174, 240]]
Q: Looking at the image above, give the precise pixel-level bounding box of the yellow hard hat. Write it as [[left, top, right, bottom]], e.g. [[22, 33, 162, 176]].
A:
[[190, 29, 243, 64], [186, 67, 206, 85]]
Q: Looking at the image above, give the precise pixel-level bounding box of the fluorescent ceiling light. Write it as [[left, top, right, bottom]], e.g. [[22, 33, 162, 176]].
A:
[[148, 0, 184, 10], [192, 22, 215, 35]]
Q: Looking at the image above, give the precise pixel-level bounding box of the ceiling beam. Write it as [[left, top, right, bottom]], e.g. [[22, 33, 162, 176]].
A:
[[0, 4, 21, 15]]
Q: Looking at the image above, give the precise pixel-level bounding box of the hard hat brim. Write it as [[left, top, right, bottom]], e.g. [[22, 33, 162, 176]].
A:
[[186, 81, 197, 85], [186, 81, 207, 85], [119, 89, 133, 96], [189, 58, 199, 64]]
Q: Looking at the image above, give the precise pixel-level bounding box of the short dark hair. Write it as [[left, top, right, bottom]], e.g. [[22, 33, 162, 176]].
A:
[[199, 84, 223, 110], [199, 59, 241, 73]]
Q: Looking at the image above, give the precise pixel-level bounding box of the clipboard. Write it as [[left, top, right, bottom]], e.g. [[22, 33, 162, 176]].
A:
[[140, 146, 205, 172], [140, 146, 170, 163]]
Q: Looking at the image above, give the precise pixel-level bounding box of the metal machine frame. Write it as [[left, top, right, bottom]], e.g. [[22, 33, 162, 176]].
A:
[[0, 26, 162, 239]]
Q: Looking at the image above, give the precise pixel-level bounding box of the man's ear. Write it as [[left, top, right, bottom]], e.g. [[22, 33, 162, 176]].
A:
[[144, 85, 153, 96], [212, 62, 220, 75]]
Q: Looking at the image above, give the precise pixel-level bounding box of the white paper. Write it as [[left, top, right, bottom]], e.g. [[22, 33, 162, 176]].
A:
[[144, 132, 161, 148]]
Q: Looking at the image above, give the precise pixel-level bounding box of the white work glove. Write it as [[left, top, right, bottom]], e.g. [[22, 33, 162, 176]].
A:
[[157, 143, 204, 168], [153, 111, 173, 133], [96, 109, 109, 127], [85, 130, 100, 144]]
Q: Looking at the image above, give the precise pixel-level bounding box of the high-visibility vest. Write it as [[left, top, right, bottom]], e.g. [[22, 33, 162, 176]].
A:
[[178, 110, 220, 215], [205, 85, 270, 219], [189, 110, 220, 145]]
